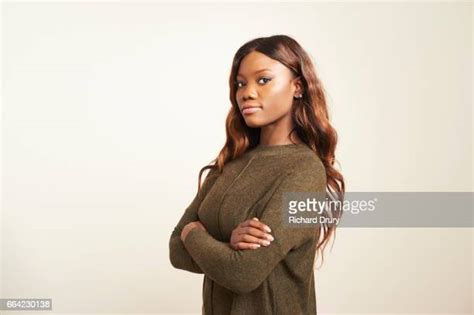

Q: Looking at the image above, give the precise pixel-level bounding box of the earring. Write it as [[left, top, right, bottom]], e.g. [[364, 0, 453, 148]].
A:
[[294, 94, 303, 99]]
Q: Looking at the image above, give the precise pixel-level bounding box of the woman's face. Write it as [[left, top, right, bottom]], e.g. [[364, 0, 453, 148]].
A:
[[235, 51, 302, 128]]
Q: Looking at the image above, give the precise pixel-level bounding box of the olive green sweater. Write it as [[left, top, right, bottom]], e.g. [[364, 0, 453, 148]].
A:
[[169, 143, 327, 315]]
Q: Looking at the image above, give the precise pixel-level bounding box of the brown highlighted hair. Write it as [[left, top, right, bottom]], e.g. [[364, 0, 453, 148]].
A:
[[197, 34, 345, 268]]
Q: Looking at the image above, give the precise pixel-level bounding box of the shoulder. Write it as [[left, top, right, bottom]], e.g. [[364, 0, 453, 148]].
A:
[[202, 166, 221, 186], [287, 149, 326, 177], [277, 150, 327, 191], [198, 166, 221, 198]]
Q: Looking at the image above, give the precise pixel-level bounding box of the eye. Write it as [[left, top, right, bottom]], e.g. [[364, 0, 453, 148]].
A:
[[235, 77, 272, 89], [258, 77, 272, 85]]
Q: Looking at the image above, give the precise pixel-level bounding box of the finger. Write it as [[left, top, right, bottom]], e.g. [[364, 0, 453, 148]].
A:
[[240, 227, 274, 241], [234, 242, 261, 250], [240, 219, 271, 233], [238, 234, 271, 246], [249, 219, 271, 232]]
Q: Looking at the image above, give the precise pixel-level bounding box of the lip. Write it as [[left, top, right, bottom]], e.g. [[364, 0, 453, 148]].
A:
[[241, 103, 262, 111], [241, 103, 262, 116], [242, 107, 262, 115]]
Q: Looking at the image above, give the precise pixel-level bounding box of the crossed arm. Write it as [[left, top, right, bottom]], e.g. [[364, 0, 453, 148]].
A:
[[169, 167, 224, 273], [169, 162, 326, 294], [168, 187, 206, 274]]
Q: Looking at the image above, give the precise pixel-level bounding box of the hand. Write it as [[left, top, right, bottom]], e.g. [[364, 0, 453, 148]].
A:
[[181, 221, 207, 242], [230, 217, 274, 250]]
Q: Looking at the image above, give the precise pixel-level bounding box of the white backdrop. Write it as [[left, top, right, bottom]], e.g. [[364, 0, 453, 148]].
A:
[[1, 1, 472, 314]]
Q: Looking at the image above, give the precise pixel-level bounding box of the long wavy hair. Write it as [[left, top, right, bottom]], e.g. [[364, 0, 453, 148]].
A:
[[197, 34, 345, 268]]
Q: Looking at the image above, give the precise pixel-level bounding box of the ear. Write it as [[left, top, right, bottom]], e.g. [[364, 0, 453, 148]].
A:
[[292, 76, 304, 97]]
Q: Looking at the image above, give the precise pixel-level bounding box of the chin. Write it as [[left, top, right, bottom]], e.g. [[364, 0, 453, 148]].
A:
[[243, 117, 266, 128]]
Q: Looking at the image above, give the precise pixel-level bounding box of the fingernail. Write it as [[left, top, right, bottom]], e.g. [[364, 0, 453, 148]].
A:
[[265, 226, 271, 233], [262, 240, 270, 246], [253, 244, 260, 248], [268, 235, 274, 241], [253, 217, 259, 221]]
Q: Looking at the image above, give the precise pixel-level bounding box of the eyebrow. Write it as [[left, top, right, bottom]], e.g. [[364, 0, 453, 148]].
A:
[[236, 68, 272, 77]]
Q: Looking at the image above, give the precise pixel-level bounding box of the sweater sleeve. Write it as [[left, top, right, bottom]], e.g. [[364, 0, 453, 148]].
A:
[[182, 160, 327, 294], [169, 167, 219, 274]]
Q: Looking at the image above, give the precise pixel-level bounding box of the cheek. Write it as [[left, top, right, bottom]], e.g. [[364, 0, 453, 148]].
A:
[[263, 83, 294, 114]]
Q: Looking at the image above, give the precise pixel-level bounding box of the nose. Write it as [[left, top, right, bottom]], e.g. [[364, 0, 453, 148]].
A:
[[240, 82, 258, 101]]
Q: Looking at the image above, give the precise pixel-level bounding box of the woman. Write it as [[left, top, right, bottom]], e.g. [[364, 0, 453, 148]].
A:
[[169, 34, 344, 314]]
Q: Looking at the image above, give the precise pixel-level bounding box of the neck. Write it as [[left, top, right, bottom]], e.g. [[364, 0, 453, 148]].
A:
[[259, 115, 302, 146]]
